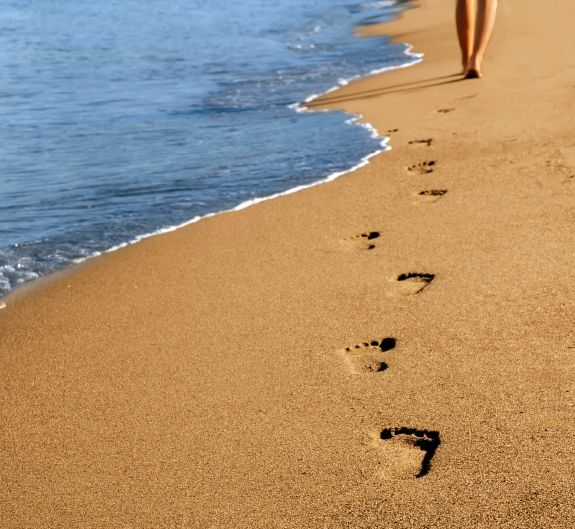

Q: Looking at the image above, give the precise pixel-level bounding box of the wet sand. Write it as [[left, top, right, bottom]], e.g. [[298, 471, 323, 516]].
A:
[[2, 0, 575, 527]]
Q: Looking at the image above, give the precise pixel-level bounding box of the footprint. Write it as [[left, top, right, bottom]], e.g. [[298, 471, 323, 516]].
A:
[[342, 231, 381, 251], [437, 107, 455, 113], [343, 338, 396, 374], [387, 273, 435, 297], [413, 189, 447, 204], [407, 161, 436, 175], [379, 427, 440, 479], [408, 138, 433, 147], [386, 128, 399, 134]]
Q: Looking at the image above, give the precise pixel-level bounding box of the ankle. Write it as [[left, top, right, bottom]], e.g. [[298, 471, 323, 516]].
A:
[[467, 53, 483, 71]]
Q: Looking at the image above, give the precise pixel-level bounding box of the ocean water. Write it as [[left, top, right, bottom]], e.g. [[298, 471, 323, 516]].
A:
[[0, 0, 417, 298]]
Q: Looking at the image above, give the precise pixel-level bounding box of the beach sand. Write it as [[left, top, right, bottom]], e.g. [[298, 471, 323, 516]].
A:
[[2, 0, 575, 527]]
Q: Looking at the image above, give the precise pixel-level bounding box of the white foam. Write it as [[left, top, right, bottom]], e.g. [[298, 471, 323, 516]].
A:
[[293, 44, 422, 112], [360, 1, 398, 9], [82, 44, 422, 262]]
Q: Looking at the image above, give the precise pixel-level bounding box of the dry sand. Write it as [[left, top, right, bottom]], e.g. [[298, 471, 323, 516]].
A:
[[2, 0, 575, 527]]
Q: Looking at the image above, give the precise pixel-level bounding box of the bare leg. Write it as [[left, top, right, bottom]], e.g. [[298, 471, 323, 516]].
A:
[[465, 0, 498, 78], [456, 0, 476, 71]]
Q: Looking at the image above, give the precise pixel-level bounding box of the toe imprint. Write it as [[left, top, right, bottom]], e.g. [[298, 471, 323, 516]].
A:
[[388, 273, 435, 297], [342, 231, 381, 251], [414, 189, 447, 204], [407, 161, 436, 175], [379, 427, 441, 479], [342, 338, 396, 374], [408, 138, 433, 147]]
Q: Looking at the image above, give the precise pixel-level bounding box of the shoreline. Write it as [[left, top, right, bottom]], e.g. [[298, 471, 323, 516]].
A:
[[2, 0, 575, 527], [295, 43, 422, 110], [0, 2, 416, 302]]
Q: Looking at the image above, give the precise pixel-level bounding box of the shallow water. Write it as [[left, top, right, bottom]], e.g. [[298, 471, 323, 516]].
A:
[[0, 0, 416, 297]]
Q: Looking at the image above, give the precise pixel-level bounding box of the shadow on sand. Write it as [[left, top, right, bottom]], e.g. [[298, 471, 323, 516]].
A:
[[306, 72, 464, 108]]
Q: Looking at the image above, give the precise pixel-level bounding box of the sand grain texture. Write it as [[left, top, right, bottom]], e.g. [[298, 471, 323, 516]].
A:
[[2, 0, 575, 527]]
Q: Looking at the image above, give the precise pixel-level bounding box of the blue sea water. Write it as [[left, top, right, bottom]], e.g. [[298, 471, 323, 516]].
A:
[[0, 0, 416, 298]]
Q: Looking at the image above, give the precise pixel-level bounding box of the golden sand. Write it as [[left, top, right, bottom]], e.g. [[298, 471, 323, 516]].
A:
[[1, 1, 574, 527]]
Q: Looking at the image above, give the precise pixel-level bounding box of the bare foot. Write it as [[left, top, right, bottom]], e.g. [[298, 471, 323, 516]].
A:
[[464, 56, 484, 79], [464, 68, 482, 79]]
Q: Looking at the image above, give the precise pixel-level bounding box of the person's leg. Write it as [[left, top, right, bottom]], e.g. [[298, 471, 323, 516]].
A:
[[465, 0, 498, 78], [456, 0, 476, 71]]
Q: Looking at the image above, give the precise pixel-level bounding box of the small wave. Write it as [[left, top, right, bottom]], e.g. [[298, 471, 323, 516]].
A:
[[359, 1, 397, 8], [288, 43, 317, 51], [0, 0, 419, 301], [296, 44, 422, 109]]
